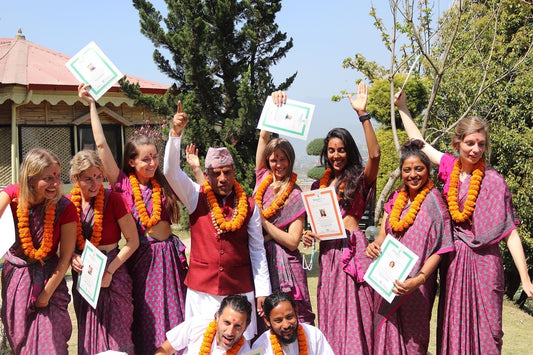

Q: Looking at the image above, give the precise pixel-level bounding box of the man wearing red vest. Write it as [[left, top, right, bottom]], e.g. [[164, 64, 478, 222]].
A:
[[163, 102, 271, 340]]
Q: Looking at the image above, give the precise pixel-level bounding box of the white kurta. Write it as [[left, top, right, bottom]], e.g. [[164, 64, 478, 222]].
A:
[[166, 317, 251, 354], [252, 323, 335, 355]]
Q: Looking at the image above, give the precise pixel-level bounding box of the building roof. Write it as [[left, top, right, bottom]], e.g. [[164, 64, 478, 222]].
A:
[[0, 30, 170, 105]]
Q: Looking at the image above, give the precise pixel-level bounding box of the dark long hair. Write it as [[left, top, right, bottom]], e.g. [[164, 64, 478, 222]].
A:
[[263, 291, 297, 320], [122, 134, 181, 224], [319, 128, 364, 208]]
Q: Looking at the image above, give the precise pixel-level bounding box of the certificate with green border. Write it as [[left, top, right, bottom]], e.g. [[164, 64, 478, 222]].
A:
[[66, 41, 123, 101], [257, 97, 314, 140], [77, 240, 107, 309], [363, 234, 419, 303], [242, 348, 264, 355]]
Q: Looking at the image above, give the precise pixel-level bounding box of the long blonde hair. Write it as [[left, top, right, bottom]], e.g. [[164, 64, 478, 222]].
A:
[[18, 148, 62, 207]]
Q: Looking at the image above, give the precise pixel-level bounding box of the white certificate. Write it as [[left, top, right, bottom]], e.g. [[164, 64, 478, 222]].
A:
[[66, 41, 123, 101], [257, 97, 315, 140], [0, 206, 16, 258], [301, 187, 346, 240], [363, 234, 419, 303], [77, 240, 107, 309]]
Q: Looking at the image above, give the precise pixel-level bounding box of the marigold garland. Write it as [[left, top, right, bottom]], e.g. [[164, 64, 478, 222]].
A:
[[204, 180, 248, 234], [199, 319, 245, 355], [389, 180, 434, 232], [70, 183, 105, 249], [269, 324, 308, 355], [319, 168, 344, 200], [129, 173, 162, 228], [17, 202, 56, 261], [254, 172, 297, 219], [447, 158, 485, 223]]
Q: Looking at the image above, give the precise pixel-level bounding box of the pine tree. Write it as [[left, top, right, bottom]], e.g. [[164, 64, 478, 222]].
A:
[[121, 0, 296, 190]]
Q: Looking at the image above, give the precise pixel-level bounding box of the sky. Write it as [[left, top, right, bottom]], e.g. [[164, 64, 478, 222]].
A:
[[1, 0, 452, 158]]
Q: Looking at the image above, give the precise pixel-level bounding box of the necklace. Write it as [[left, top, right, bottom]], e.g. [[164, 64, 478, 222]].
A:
[[17, 202, 56, 261], [254, 172, 297, 219], [204, 180, 248, 234], [129, 173, 162, 228], [269, 324, 308, 355], [447, 158, 485, 223], [319, 168, 344, 200], [389, 180, 434, 232], [302, 237, 315, 271], [71, 184, 105, 249], [199, 319, 244, 355]]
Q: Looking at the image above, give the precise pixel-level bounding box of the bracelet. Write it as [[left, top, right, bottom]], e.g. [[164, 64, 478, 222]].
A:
[[105, 270, 114, 276], [417, 271, 426, 284], [358, 114, 371, 122]]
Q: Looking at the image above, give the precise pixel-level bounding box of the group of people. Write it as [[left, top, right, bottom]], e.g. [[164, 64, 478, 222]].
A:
[[0, 80, 531, 355]]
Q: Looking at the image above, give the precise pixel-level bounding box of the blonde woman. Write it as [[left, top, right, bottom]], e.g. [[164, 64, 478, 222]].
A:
[[0, 149, 77, 354], [69, 150, 139, 354]]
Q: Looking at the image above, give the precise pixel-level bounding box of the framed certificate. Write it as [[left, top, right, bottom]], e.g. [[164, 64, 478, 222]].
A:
[[363, 234, 419, 303], [0, 206, 16, 258], [66, 41, 123, 101], [301, 187, 346, 240], [257, 97, 315, 140], [77, 240, 107, 309], [242, 348, 264, 355]]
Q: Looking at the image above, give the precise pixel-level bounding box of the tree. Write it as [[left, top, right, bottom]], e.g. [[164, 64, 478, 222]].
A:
[[121, 0, 296, 191], [306, 138, 324, 180], [341, 0, 533, 294]]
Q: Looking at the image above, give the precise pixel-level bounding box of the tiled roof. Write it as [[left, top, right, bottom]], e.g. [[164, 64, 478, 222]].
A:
[[0, 30, 169, 94]]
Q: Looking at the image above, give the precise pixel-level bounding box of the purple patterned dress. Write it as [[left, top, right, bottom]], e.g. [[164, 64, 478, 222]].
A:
[[374, 188, 454, 354], [114, 171, 188, 355], [1, 185, 76, 354], [254, 168, 315, 327], [437, 153, 519, 354], [311, 176, 375, 355], [70, 190, 134, 354]]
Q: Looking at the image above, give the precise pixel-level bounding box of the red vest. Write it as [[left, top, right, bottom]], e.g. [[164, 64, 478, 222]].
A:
[[186, 186, 256, 295]]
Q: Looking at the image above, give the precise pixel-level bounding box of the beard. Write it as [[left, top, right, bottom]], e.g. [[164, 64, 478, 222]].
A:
[[275, 321, 299, 345]]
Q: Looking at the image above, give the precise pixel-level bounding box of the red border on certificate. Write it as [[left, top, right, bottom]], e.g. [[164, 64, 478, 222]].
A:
[[301, 186, 346, 240]]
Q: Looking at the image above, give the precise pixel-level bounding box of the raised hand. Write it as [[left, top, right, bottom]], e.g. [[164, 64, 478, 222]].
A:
[[271, 90, 287, 106], [78, 83, 94, 105], [185, 143, 201, 171], [171, 101, 188, 137], [348, 81, 369, 116]]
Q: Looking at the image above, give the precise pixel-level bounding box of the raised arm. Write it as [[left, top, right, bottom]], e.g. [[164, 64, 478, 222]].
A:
[[256, 91, 287, 170], [78, 84, 120, 185], [348, 81, 380, 186], [394, 90, 444, 166], [163, 101, 200, 213], [185, 143, 205, 185]]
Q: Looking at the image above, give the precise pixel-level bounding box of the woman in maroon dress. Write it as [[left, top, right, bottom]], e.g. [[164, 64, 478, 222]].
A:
[[0, 148, 77, 354]]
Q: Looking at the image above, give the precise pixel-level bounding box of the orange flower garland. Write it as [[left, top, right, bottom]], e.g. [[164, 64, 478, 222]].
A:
[[129, 173, 162, 228], [17, 203, 56, 261], [447, 158, 485, 223], [204, 180, 248, 234], [319, 168, 344, 200], [269, 324, 308, 355], [199, 319, 244, 355], [389, 180, 434, 232], [70, 183, 105, 249], [254, 172, 298, 219]]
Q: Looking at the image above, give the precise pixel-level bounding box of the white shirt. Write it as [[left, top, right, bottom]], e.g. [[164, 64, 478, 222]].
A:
[[252, 323, 335, 355], [166, 317, 251, 355]]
